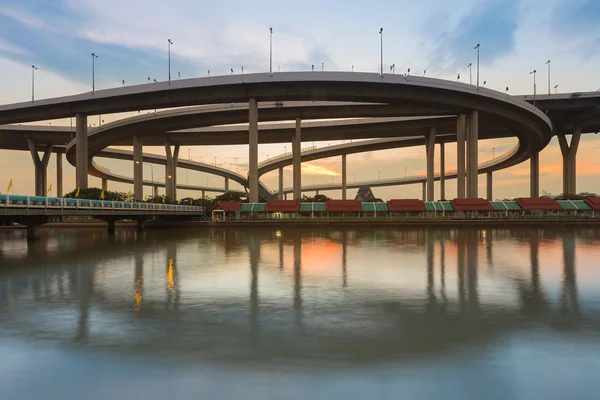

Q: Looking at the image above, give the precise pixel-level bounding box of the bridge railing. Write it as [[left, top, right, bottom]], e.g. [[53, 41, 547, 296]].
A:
[[0, 194, 205, 213], [258, 146, 317, 166]]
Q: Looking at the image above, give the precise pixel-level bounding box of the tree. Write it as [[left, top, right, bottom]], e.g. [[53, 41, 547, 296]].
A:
[[64, 187, 128, 201], [301, 194, 330, 202]]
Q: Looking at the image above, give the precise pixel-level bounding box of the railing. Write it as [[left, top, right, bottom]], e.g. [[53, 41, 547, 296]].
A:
[[258, 146, 317, 166], [0, 194, 205, 213]]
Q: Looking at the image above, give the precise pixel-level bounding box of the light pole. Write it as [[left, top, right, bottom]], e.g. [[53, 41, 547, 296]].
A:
[[492, 147, 495, 161], [474, 43, 480, 88], [214, 156, 216, 166], [467, 62, 472, 85], [530, 69, 537, 106], [379, 28, 383, 76], [269, 27, 273, 75], [545, 59, 551, 95], [91, 53, 98, 93], [143, 163, 154, 183], [188, 148, 191, 160], [354, 173, 356, 183], [378, 170, 381, 181], [31, 65, 38, 102], [404, 167, 407, 178], [168, 39, 173, 83], [554, 84, 559, 94], [321, 62, 324, 72]]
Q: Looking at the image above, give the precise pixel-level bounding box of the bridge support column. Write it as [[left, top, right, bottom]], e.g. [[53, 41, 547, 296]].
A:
[[530, 150, 539, 198], [153, 185, 158, 199], [440, 142, 445, 200], [422, 182, 426, 202], [278, 167, 284, 200], [425, 127, 436, 201], [165, 142, 180, 200], [202, 190, 205, 200], [75, 113, 88, 190], [224, 177, 229, 193], [248, 98, 259, 203], [292, 118, 302, 201], [456, 114, 466, 199], [133, 135, 143, 201], [341, 154, 347, 200], [56, 153, 63, 197], [558, 127, 581, 196], [486, 172, 492, 200], [27, 139, 53, 197], [467, 111, 479, 198]]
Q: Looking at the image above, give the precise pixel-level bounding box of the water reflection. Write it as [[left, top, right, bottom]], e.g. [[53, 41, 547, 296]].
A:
[[1, 227, 600, 398]]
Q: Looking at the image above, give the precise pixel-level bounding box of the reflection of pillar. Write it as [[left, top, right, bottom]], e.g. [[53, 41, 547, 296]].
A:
[[530, 150, 539, 198], [27, 139, 53, 196], [341, 154, 347, 200], [425, 127, 436, 201], [467, 111, 479, 198], [75, 264, 90, 343], [56, 152, 63, 197], [456, 114, 466, 199], [75, 113, 88, 189], [292, 118, 302, 201], [557, 127, 581, 196], [561, 232, 580, 317], [457, 231, 466, 313], [466, 230, 479, 314], [165, 241, 179, 310], [440, 236, 447, 312], [279, 238, 284, 269], [426, 230, 436, 313], [249, 236, 260, 341], [248, 98, 259, 203], [342, 231, 348, 287], [293, 237, 302, 328], [133, 135, 143, 200], [134, 251, 144, 312], [439, 142, 445, 200], [278, 167, 284, 200], [486, 229, 493, 268], [521, 233, 546, 316]]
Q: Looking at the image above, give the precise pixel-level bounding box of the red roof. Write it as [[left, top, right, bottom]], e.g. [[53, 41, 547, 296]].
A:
[[325, 200, 362, 212], [516, 197, 561, 211], [387, 199, 426, 212], [450, 198, 494, 211], [584, 197, 600, 210], [211, 201, 241, 212], [265, 200, 300, 212]]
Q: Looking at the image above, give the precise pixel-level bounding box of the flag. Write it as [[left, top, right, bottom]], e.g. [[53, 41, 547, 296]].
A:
[[47, 184, 52, 196], [189, 198, 192, 205], [75, 188, 80, 198], [144, 194, 147, 201], [6, 178, 13, 193], [100, 190, 105, 200]]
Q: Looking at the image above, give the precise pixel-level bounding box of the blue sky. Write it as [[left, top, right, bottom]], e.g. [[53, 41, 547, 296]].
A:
[[0, 0, 599, 199]]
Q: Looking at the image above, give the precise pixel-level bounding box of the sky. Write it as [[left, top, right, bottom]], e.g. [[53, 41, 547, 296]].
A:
[[1, 0, 599, 200]]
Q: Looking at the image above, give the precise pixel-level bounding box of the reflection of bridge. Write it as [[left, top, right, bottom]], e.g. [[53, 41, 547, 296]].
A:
[[0, 227, 595, 365]]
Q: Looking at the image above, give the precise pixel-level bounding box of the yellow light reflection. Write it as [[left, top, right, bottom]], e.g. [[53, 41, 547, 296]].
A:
[[167, 259, 175, 296], [133, 276, 143, 312]]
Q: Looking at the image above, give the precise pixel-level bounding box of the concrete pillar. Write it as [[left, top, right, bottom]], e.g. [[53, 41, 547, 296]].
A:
[[425, 127, 436, 201], [133, 135, 143, 200], [248, 98, 259, 203], [422, 181, 426, 202], [486, 171, 492, 200], [165, 143, 180, 200], [278, 167, 284, 200], [153, 185, 158, 198], [102, 178, 108, 192], [456, 114, 466, 199], [530, 150, 539, 198], [341, 154, 347, 200], [27, 139, 53, 196], [558, 128, 581, 196], [224, 177, 229, 193], [439, 142, 445, 200], [467, 111, 479, 198], [75, 113, 88, 189], [292, 118, 302, 200], [202, 190, 205, 199], [56, 153, 63, 197]]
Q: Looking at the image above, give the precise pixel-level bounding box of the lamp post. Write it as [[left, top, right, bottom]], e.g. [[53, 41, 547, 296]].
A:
[[492, 147, 495, 161], [467, 63, 472, 85], [269, 27, 273, 75], [474, 43, 480, 88], [321, 62, 324, 72], [530, 69, 537, 106], [142, 163, 154, 183], [354, 173, 356, 183], [168, 39, 173, 83], [91, 53, 98, 93], [378, 170, 381, 181], [404, 167, 407, 178], [379, 28, 383, 76], [31, 65, 38, 102], [545, 59, 551, 95], [554, 84, 559, 94]]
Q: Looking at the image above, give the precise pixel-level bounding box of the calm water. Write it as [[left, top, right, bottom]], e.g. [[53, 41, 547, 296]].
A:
[[1, 226, 600, 399]]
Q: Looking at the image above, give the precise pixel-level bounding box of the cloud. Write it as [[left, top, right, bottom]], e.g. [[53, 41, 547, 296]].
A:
[[426, 1, 519, 70]]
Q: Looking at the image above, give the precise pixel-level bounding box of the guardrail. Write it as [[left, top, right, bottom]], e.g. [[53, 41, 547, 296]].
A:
[[0, 194, 205, 213], [258, 146, 317, 166]]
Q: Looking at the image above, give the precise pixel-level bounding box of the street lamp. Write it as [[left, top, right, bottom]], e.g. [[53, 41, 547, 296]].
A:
[[321, 62, 324, 72], [467, 62, 472, 85], [31, 65, 38, 102], [143, 163, 154, 183], [91, 53, 98, 93], [404, 167, 407, 178], [378, 170, 381, 181], [168, 39, 173, 83], [474, 43, 480, 88], [379, 28, 383, 76], [545, 60, 551, 95], [554, 84, 559, 94], [506, 86, 509, 93], [457, 73, 460, 81], [492, 147, 495, 161], [530, 69, 537, 106], [214, 156, 216, 166], [354, 173, 356, 183], [269, 27, 273, 75], [407, 67, 410, 76]]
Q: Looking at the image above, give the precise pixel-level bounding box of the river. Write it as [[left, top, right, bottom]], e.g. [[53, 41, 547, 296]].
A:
[[1, 227, 599, 399]]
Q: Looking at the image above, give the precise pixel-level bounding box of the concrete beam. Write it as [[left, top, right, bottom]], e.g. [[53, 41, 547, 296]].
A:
[[467, 111, 479, 198], [133, 135, 143, 200], [248, 98, 258, 203], [75, 113, 88, 189], [292, 118, 302, 200], [439, 142, 445, 200], [425, 127, 436, 201], [530, 150, 539, 198], [342, 154, 347, 200], [456, 114, 466, 199]]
